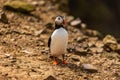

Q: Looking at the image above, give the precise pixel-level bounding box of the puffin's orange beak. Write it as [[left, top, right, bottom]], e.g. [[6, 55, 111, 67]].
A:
[[63, 19, 67, 25]]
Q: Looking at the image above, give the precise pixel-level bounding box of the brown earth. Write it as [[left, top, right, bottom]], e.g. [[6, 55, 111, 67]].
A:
[[0, 0, 120, 80]]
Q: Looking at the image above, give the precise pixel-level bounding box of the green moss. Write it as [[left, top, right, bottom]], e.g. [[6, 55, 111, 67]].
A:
[[4, 1, 35, 13]]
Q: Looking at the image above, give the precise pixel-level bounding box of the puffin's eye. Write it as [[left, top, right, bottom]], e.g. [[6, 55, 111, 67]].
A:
[[58, 17, 60, 20]]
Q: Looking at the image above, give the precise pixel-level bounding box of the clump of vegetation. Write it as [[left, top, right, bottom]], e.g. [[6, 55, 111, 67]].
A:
[[3, 1, 35, 13]]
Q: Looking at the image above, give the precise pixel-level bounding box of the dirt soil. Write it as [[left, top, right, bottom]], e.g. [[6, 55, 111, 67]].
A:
[[0, 0, 120, 80]]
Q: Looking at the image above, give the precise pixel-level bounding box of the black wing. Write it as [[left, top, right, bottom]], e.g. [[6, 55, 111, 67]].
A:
[[48, 36, 51, 47]]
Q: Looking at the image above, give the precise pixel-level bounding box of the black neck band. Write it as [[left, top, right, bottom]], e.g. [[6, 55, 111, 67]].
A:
[[55, 24, 63, 29]]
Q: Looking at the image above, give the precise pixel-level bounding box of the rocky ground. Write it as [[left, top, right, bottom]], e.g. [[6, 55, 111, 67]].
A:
[[0, 0, 120, 80]]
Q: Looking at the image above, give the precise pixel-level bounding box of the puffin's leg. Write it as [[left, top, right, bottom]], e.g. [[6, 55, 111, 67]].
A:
[[62, 54, 67, 64], [52, 56, 58, 65]]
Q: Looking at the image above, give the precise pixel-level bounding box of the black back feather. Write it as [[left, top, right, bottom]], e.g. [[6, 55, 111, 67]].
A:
[[48, 36, 51, 47]]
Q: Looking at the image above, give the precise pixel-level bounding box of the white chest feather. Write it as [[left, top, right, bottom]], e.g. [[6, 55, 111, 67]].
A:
[[50, 27, 68, 56]]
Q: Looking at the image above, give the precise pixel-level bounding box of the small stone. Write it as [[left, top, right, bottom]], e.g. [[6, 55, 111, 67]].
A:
[[75, 47, 88, 55], [81, 64, 98, 73], [44, 75, 57, 80], [5, 54, 10, 58], [81, 23, 87, 29], [92, 30, 101, 36], [85, 29, 101, 37], [75, 46, 87, 52], [38, 55, 47, 61], [70, 18, 81, 26], [88, 42, 94, 47], [81, 42, 88, 48], [11, 59, 16, 63], [89, 47, 103, 53], [39, 1, 45, 6], [88, 37, 98, 43], [31, 1, 45, 6], [117, 44, 120, 50], [22, 50, 31, 54], [95, 41, 104, 48], [0, 12, 8, 24], [31, 1, 38, 6], [76, 62, 81, 66], [76, 36, 88, 42], [71, 55, 80, 62]]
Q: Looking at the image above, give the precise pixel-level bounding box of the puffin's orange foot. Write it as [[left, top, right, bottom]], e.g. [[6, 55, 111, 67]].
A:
[[63, 61, 67, 64], [53, 60, 58, 65]]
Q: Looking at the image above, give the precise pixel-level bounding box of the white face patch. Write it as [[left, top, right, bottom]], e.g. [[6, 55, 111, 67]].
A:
[[55, 16, 64, 25]]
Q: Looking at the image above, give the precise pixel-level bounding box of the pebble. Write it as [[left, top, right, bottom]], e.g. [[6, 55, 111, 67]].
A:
[[89, 47, 103, 53], [75, 46, 88, 53], [76, 62, 81, 66], [81, 23, 87, 29], [22, 50, 31, 54], [32, 1, 45, 6], [117, 44, 120, 50], [11, 59, 16, 63], [39, 1, 46, 6], [71, 55, 80, 62], [5, 54, 10, 58], [31, 1, 38, 6], [70, 18, 81, 26], [81, 64, 98, 73], [85, 29, 101, 36], [76, 36, 88, 42], [95, 41, 104, 48]]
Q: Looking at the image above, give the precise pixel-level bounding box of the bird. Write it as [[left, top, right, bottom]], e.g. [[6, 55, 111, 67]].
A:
[[48, 15, 68, 65]]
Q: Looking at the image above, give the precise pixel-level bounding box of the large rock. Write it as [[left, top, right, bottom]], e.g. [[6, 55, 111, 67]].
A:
[[68, 0, 120, 37], [4, 1, 35, 13], [103, 35, 117, 44], [103, 35, 118, 51]]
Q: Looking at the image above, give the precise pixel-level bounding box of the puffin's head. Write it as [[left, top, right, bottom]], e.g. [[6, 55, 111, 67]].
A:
[[55, 16, 65, 25]]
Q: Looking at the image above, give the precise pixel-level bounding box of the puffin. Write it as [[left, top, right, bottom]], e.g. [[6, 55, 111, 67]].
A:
[[48, 16, 68, 65]]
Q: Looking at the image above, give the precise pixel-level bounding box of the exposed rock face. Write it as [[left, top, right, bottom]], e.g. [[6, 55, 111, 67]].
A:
[[4, 1, 35, 13], [67, 0, 120, 37]]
